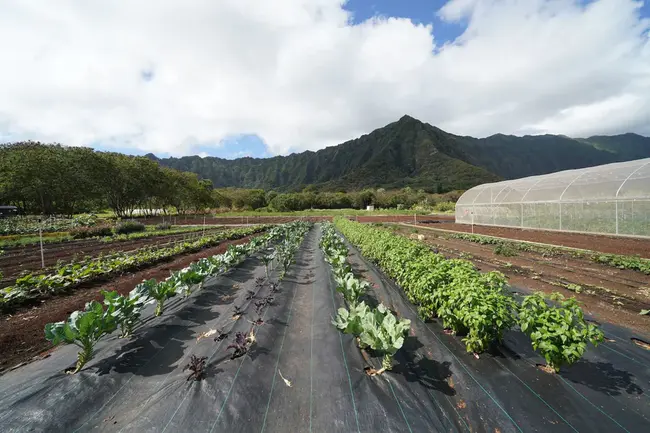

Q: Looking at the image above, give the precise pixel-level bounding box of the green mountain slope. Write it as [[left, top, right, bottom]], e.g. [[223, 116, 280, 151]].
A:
[[148, 115, 650, 191]]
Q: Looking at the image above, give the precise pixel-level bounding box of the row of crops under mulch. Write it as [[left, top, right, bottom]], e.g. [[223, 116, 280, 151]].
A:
[[0, 225, 648, 432]]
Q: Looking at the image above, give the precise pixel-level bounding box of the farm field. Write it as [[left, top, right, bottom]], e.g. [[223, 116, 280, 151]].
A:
[[390, 224, 650, 337], [0, 221, 648, 432], [139, 213, 455, 226], [414, 221, 650, 258], [0, 226, 225, 288]]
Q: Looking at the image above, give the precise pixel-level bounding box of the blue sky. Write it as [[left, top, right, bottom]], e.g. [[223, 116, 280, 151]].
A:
[[3, 0, 650, 159]]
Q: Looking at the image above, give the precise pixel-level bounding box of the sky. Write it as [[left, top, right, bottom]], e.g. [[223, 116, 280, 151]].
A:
[[0, 0, 649, 159]]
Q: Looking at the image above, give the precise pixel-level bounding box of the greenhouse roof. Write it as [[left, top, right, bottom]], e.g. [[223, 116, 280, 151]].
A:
[[457, 157, 650, 206]]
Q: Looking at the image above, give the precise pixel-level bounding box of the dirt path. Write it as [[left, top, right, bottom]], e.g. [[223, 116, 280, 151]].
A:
[[392, 226, 650, 336], [422, 222, 650, 258], [0, 235, 255, 372]]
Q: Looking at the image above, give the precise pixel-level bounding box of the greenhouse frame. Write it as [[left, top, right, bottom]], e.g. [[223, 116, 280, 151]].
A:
[[455, 158, 650, 238]]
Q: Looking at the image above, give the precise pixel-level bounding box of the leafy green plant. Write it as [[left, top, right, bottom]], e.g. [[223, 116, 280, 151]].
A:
[[70, 225, 114, 239], [102, 284, 151, 337], [357, 304, 411, 375], [332, 301, 371, 336], [494, 244, 517, 257], [44, 301, 117, 373], [260, 252, 275, 278], [1, 225, 268, 311], [335, 272, 370, 304], [333, 218, 523, 356], [146, 279, 178, 316], [518, 292, 604, 373], [155, 222, 172, 231], [114, 220, 146, 235]]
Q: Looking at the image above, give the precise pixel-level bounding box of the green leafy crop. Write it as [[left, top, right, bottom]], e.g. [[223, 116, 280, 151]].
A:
[[518, 292, 604, 372], [357, 304, 411, 372], [44, 301, 118, 374]]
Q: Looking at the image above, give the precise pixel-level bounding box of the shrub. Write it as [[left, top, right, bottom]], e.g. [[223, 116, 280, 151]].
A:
[[70, 225, 114, 239], [115, 220, 146, 235], [155, 222, 172, 231], [433, 201, 455, 213], [518, 292, 604, 372], [494, 244, 517, 257]]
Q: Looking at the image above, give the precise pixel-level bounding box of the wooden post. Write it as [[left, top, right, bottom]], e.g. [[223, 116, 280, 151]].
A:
[[39, 226, 45, 269]]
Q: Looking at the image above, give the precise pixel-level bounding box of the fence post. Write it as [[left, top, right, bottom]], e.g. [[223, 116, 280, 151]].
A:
[[39, 226, 45, 269]]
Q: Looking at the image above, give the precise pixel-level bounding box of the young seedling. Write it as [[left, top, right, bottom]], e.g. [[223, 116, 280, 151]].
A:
[[233, 305, 243, 320], [260, 254, 275, 278], [245, 290, 256, 300], [254, 299, 266, 316], [183, 355, 208, 381], [270, 281, 280, 293], [227, 331, 252, 359], [255, 277, 266, 289]]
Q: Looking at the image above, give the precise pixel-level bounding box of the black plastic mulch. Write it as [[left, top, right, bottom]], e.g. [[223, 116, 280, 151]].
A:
[[0, 225, 648, 433]]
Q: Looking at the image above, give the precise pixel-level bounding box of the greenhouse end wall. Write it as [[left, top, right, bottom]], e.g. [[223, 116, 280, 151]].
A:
[[455, 158, 650, 238]]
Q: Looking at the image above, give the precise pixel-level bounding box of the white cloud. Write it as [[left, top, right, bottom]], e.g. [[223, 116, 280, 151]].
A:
[[0, 0, 648, 156]]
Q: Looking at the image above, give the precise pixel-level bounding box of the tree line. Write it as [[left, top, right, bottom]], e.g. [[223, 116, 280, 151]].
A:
[[0, 142, 461, 216], [215, 187, 461, 212], [0, 142, 213, 216]]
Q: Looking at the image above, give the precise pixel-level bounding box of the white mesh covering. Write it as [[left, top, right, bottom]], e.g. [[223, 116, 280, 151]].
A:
[[455, 158, 650, 237]]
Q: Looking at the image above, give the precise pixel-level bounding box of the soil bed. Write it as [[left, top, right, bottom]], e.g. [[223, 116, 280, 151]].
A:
[[0, 235, 255, 372], [0, 228, 224, 288], [424, 222, 650, 258]]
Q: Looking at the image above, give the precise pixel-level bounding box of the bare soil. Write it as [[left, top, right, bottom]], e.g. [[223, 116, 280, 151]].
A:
[[0, 236, 254, 372], [0, 228, 224, 288], [393, 226, 650, 337], [428, 222, 650, 258], [137, 214, 454, 226]]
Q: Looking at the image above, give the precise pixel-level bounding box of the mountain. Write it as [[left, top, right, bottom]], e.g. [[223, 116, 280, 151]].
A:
[[148, 116, 650, 192]]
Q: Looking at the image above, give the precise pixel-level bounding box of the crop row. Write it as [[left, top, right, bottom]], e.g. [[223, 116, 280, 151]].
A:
[[45, 221, 312, 374], [0, 225, 270, 311], [438, 230, 650, 274], [0, 214, 98, 235], [335, 218, 604, 373], [320, 223, 410, 375]]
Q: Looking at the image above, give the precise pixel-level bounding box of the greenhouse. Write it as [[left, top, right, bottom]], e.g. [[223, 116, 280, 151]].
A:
[[455, 157, 650, 237]]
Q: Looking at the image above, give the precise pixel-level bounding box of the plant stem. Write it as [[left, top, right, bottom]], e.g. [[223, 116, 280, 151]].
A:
[[381, 353, 393, 371], [71, 342, 93, 374], [155, 299, 164, 316]]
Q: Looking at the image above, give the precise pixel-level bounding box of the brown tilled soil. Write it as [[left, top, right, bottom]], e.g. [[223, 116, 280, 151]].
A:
[[425, 222, 650, 258], [393, 226, 650, 337], [0, 236, 254, 372], [136, 214, 454, 226], [0, 228, 224, 287]]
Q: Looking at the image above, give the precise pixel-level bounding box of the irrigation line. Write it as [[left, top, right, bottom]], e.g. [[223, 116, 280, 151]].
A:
[[425, 390, 459, 432], [386, 377, 414, 433], [309, 267, 315, 433], [325, 242, 362, 433], [442, 394, 472, 432], [492, 358, 579, 432], [162, 256, 278, 432], [208, 238, 303, 433], [259, 238, 308, 433], [558, 375, 631, 433]]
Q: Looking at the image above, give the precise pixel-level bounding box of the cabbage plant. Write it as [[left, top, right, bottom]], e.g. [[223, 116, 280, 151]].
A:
[[45, 301, 117, 374]]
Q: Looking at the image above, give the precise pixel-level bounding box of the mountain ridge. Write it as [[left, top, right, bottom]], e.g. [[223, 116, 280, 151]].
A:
[[147, 115, 650, 192]]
